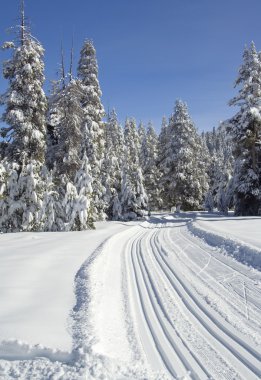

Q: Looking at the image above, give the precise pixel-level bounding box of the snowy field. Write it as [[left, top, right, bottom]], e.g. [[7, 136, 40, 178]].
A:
[[0, 213, 260, 379]]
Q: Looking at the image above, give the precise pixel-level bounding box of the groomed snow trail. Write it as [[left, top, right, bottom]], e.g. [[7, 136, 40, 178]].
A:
[[1, 215, 261, 379], [89, 214, 261, 380]]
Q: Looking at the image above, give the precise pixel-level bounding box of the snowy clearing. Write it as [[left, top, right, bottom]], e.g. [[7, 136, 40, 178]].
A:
[[0, 213, 261, 379]]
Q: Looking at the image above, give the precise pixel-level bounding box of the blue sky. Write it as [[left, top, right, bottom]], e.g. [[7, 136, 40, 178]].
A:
[[1, 0, 261, 132]]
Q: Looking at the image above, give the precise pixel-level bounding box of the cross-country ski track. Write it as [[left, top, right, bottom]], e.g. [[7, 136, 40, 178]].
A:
[[0, 213, 261, 379]]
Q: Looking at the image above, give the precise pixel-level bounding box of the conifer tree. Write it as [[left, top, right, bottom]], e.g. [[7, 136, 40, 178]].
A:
[[74, 153, 94, 229], [227, 42, 261, 215], [138, 121, 147, 171], [1, 2, 47, 164], [143, 122, 162, 210], [204, 125, 234, 213], [77, 40, 106, 221], [158, 116, 169, 207], [103, 109, 124, 219], [163, 100, 208, 211], [0, 1, 48, 231], [121, 118, 148, 218], [52, 79, 83, 181]]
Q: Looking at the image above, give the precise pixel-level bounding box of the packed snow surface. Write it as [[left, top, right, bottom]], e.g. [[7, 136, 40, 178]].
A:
[[0, 213, 261, 379]]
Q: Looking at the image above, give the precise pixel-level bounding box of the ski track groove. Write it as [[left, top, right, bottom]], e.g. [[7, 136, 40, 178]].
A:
[[175, 227, 261, 318], [127, 218, 261, 379], [153, 231, 261, 377], [146, 230, 242, 380], [164, 228, 261, 336]]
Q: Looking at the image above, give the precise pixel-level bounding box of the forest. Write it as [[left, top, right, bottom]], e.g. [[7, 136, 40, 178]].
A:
[[0, 3, 261, 233]]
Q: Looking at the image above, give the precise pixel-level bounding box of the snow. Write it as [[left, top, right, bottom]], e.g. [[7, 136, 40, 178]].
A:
[[0, 213, 261, 379], [194, 213, 261, 249], [0, 221, 132, 352]]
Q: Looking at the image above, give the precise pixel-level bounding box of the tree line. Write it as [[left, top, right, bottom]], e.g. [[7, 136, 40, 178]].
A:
[[0, 4, 260, 232]]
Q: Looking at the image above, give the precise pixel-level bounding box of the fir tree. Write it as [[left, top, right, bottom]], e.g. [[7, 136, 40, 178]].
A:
[[121, 118, 148, 218], [143, 122, 162, 210], [74, 153, 94, 229], [163, 100, 208, 211], [52, 79, 83, 181], [77, 40, 106, 221], [204, 125, 234, 213], [1, 8, 47, 164], [227, 42, 261, 215], [0, 2, 48, 231], [103, 109, 124, 219], [158, 116, 170, 207]]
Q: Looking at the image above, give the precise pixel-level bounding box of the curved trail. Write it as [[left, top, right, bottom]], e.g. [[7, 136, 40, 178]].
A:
[[90, 215, 261, 380]]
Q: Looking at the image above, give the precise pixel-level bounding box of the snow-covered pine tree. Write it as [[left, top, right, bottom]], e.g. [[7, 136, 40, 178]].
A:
[[52, 79, 83, 181], [204, 125, 234, 213], [120, 118, 148, 219], [143, 122, 162, 210], [39, 166, 64, 232], [103, 109, 124, 219], [158, 116, 170, 208], [1, 7, 47, 164], [0, 160, 22, 231], [227, 42, 261, 215], [62, 153, 94, 232], [0, 2, 48, 231], [77, 40, 106, 221], [163, 100, 208, 211], [74, 152, 94, 230], [138, 121, 147, 171]]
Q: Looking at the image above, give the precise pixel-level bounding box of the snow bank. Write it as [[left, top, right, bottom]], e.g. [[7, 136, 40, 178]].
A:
[[0, 340, 72, 363], [188, 219, 261, 270]]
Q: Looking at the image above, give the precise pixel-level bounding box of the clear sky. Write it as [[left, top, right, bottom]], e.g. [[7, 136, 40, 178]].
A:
[[1, 0, 261, 132]]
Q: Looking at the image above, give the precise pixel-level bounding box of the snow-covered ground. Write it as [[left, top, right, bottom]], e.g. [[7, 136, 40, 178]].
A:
[[0, 213, 260, 379]]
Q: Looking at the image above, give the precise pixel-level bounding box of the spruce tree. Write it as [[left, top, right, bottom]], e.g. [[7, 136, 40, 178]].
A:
[[163, 100, 208, 211], [143, 122, 162, 210], [77, 40, 106, 221], [103, 109, 124, 219], [1, 6, 47, 164], [121, 118, 148, 218], [0, 2, 48, 231], [204, 125, 234, 213], [227, 42, 261, 215], [158, 116, 170, 208], [52, 79, 83, 181]]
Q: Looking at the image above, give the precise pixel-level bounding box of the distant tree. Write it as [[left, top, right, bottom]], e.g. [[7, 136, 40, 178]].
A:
[[103, 109, 124, 219], [158, 116, 170, 207], [138, 121, 147, 170], [227, 42, 261, 215], [120, 118, 148, 218], [162, 100, 208, 211], [143, 122, 162, 210], [204, 125, 234, 214]]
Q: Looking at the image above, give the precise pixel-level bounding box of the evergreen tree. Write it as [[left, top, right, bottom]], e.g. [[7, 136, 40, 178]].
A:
[[162, 100, 208, 211], [121, 118, 148, 218], [74, 153, 94, 229], [227, 42, 261, 215], [39, 166, 64, 232], [204, 125, 234, 213], [138, 121, 147, 171], [143, 122, 162, 210], [77, 40, 106, 221], [158, 116, 169, 207], [52, 79, 83, 181], [0, 3, 48, 231], [103, 109, 124, 219], [1, 15, 47, 164]]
